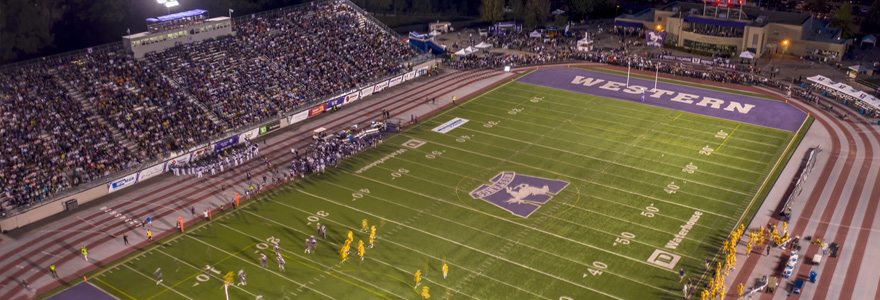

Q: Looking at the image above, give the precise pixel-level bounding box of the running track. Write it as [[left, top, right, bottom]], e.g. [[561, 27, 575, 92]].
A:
[[3, 64, 879, 300]]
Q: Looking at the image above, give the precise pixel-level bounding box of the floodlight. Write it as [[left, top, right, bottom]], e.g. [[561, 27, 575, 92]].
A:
[[166, 1, 179, 8], [157, 0, 167, 4]]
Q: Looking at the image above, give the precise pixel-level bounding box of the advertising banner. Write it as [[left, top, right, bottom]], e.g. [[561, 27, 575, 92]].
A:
[[416, 67, 430, 77], [344, 91, 360, 104], [137, 162, 167, 182], [288, 110, 309, 125], [167, 153, 191, 168], [259, 121, 281, 135], [213, 135, 240, 152], [189, 146, 212, 162], [325, 96, 345, 108], [309, 104, 326, 117], [360, 86, 375, 98], [108, 173, 138, 193], [403, 71, 415, 81], [388, 76, 403, 87], [239, 128, 260, 142], [374, 80, 389, 93]]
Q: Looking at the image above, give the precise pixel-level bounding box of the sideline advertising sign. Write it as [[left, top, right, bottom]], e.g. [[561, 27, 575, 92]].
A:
[[108, 173, 138, 193], [309, 104, 326, 117], [137, 162, 167, 182], [288, 110, 309, 125], [213, 135, 240, 152], [432, 117, 469, 133]]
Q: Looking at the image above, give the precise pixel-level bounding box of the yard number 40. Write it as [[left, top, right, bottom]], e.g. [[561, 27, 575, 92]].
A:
[[583, 261, 608, 278]]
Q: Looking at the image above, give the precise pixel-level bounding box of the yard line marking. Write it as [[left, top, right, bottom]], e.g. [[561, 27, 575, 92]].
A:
[[322, 175, 704, 284], [427, 107, 768, 183], [119, 264, 193, 300], [450, 103, 769, 179], [293, 190, 627, 300], [392, 150, 747, 224], [152, 248, 260, 298], [390, 135, 736, 220], [254, 200, 551, 300], [208, 225, 413, 300], [715, 123, 742, 152], [183, 235, 339, 300], [224, 211, 469, 300]]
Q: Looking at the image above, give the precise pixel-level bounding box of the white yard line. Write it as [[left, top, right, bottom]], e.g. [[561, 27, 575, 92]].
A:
[[395, 133, 736, 220], [439, 100, 765, 181], [119, 264, 194, 300], [314, 179, 681, 295], [211, 220, 422, 300], [228, 210, 480, 300], [292, 189, 627, 299], [183, 235, 338, 300], [152, 248, 260, 298]]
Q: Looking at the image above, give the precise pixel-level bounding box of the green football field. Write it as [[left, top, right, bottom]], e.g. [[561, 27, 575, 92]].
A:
[[66, 78, 805, 300]]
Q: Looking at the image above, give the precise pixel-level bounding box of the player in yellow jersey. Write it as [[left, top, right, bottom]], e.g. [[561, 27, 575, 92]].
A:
[[368, 232, 375, 249], [442, 263, 448, 279], [362, 219, 369, 232], [420, 286, 430, 299], [357, 240, 365, 261], [340, 247, 349, 263], [746, 242, 752, 256], [342, 239, 351, 255], [347, 230, 354, 244], [414, 269, 422, 288], [370, 225, 376, 236]]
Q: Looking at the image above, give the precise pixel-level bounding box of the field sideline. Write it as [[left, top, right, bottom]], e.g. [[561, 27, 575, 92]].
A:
[[43, 71, 804, 300]]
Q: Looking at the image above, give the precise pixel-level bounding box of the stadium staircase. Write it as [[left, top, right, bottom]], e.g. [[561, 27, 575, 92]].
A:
[[53, 73, 141, 155]]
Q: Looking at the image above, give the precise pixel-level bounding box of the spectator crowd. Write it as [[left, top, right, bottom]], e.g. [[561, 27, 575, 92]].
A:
[[0, 2, 414, 215]]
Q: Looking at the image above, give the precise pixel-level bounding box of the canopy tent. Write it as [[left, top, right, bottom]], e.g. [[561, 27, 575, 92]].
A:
[[849, 65, 872, 72], [475, 41, 492, 49], [576, 39, 594, 52], [552, 9, 566, 15], [739, 51, 755, 59], [465, 46, 477, 54], [806, 75, 880, 111], [529, 31, 542, 38], [453, 49, 468, 56], [862, 35, 876, 49]]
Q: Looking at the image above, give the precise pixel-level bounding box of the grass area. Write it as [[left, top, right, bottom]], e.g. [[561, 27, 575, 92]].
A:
[[48, 79, 799, 300], [585, 67, 778, 100]]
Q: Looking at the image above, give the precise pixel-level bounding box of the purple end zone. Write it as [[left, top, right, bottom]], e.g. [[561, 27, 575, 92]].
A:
[[47, 282, 118, 300], [516, 68, 806, 132]]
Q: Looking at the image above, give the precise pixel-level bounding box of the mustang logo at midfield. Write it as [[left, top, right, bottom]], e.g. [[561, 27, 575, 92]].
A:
[[470, 172, 569, 218]]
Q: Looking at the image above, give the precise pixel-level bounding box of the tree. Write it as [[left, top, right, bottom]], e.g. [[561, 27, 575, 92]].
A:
[[554, 14, 568, 29], [525, 0, 551, 25], [862, 0, 880, 35], [0, 0, 57, 63], [479, 0, 505, 23], [524, 12, 538, 29], [508, 0, 525, 22], [831, 2, 856, 38], [569, 0, 594, 22]]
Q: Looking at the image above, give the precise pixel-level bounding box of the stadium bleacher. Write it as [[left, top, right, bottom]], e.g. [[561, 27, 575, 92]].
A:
[[0, 1, 415, 215]]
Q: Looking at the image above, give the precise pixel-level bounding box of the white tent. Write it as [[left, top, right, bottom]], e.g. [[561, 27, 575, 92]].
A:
[[739, 51, 755, 59], [454, 49, 468, 56], [849, 65, 872, 72], [529, 31, 542, 38], [806, 75, 880, 110], [552, 9, 566, 15], [429, 30, 442, 37], [465, 46, 477, 54], [862, 34, 876, 49], [475, 41, 492, 49], [576, 38, 593, 52]]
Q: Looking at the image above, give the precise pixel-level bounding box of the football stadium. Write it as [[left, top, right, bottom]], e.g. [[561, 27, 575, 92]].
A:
[[2, 0, 880, 300]]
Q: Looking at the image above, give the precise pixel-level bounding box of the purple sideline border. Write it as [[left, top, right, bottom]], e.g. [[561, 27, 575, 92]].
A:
[[47, 282, 117, 300], [516, 68, 806, 132]]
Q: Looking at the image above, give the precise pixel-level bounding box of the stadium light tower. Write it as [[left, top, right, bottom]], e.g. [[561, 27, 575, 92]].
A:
[[157, 0, 180, 14]]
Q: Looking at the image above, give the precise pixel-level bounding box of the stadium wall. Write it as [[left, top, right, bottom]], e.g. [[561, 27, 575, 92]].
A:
[[0, 58, 438, 232]]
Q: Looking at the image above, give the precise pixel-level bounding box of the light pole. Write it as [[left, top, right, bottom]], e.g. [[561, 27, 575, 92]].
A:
[[157, 0, 180, 15]]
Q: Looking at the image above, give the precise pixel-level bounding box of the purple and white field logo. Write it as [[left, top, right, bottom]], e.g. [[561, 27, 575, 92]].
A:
[[470, 172, 569, 218]]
